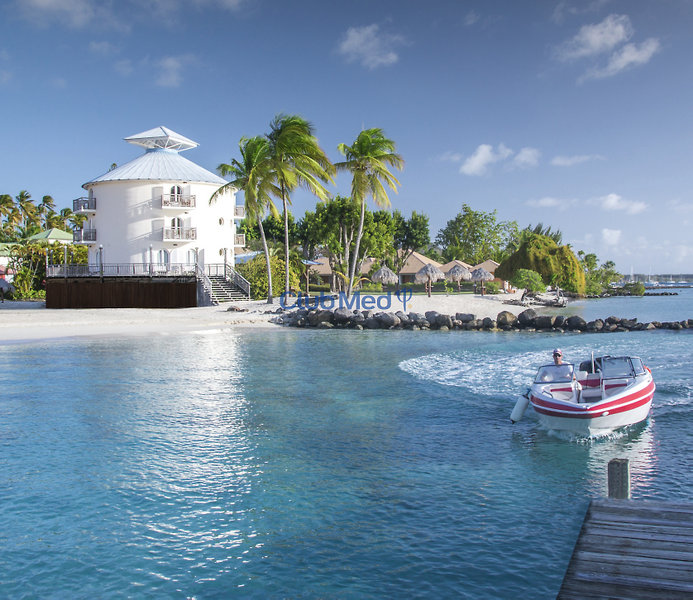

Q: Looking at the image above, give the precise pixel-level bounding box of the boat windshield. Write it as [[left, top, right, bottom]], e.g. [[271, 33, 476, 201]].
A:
[[534, 364, 575, 384], [600, 357, 635, 379]]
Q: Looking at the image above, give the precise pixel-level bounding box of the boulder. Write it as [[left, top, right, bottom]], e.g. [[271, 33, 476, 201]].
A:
[[333, 307, 352, 324], [318, 321, 334, 329], [377, 312, 400, 328], [482, 317, 496, 329], [496, 311, 518, 329], [365, 317, 381, 329], [605, 316, 621, 325], [553, 315, 566, 328], [535, 315, 556, 330], [565, 315, 587, 330], [456, 313, 476, 323], [436, 313, 454, 329], [316, 310, 334, 324], [395, 311, 410, 326], [425, 311, 441, 324], [517, 308, 537, 327], [586, 319, 604, 332]]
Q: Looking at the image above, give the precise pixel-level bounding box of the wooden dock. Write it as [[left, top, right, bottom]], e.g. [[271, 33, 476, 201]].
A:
[[558, 498, 693, 599]]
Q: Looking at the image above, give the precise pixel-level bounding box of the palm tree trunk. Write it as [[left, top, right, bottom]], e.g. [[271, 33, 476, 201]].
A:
[[258, 215, 273, 304], [347, 199, 366, 297], [281, 183, 290, 294]]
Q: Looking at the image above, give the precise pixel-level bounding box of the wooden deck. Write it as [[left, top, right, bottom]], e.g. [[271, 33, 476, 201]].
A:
[[558, 498, 693, 599]]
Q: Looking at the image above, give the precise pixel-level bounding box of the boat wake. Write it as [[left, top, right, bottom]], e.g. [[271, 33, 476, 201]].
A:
[[398, 349, 546, 399]]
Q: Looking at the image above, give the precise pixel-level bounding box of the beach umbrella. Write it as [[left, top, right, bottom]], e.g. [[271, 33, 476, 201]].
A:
[[371, 265, 398, 289], [471, 267, 494, 295], [446, 264, 472, 292], [415, 263, 445, 297]]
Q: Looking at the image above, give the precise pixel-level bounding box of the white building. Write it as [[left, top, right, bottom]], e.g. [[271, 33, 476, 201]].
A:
[[74, 126, 244, 271]]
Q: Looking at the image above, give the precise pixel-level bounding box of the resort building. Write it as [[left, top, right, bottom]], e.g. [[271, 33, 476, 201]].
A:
[[46, 127, 249, 308], [74, 126, 243, 270]]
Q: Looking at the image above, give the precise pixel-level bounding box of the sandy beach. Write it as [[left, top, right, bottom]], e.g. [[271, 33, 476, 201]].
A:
[[0, 291, 527, 343]]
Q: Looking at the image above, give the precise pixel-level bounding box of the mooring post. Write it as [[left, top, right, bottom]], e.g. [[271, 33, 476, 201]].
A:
[[608, 458, 631, 499]]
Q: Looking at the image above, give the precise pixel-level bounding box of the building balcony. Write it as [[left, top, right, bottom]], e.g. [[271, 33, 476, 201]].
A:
[[163, 227, 197, 241], [73, 197, 96, 213], [234, 234, 245, 247], [162, 194, 196, 209], [74, 228, 97, 243], [234, 205, 245, 219]]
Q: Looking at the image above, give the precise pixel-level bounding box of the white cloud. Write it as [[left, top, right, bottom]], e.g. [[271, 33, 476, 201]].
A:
[[582, 38, 660, 80], [89, 40, 116, 55], [551, 154, 604, 166], [526, 196, 576, 210], [114, 59, 133, 76], [551, 0, 611, 24], [460, 143, 512, 176], [598, 193, 647, 215], [439, 151, 463, 163], [338, 24, 405, 69], [557, 14, 633, 61], [0, 70, 11, 85], [513, 147, 541, 169], [155, 55, 193, 87], [464, 11, 480, 26], [14, 0, 98, 27], [667, 199, 693, 214], [601, 228, 622, 246]]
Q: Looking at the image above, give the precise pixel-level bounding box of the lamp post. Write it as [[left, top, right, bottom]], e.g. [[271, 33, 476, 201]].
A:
[[99, 245, 104, 277], [149, 244, 153, 276]]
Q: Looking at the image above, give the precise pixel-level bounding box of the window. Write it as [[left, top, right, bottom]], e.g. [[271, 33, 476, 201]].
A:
[[171, 185, 182, 199], [219, 218, 224, 226], [158, 249, 170, 267]]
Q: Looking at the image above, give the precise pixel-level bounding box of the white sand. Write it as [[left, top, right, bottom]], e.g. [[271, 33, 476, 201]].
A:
[[0, 292, 528, 343]]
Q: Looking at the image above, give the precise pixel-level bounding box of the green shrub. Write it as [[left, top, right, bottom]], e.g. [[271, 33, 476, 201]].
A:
[[510, 268, 546, 293], [237, 255, 300, 300], [484, 281, 500, 294]]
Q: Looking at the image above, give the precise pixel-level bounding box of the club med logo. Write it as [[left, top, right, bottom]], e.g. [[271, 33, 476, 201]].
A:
[[280, 290, 414, 312]]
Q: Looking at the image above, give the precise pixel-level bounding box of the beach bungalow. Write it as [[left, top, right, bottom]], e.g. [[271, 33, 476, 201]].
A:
[[25, 228, 74, 244], [309, 256, 377, 288], [398, 251, 444, 284], [440, 258, 475, 274]]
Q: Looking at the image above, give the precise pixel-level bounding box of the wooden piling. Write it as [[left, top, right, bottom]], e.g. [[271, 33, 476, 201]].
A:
[[608, 458, 631, 499]]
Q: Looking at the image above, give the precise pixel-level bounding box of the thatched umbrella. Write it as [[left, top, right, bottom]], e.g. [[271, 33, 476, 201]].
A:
[[446, 264, 472, 292], [371, 266, 398, 291], [471, 267, 494, 296], [415, 263, 445, 297]]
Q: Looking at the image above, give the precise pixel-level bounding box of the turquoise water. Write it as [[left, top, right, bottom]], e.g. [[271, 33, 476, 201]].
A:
[[1, 299, 692, 598]]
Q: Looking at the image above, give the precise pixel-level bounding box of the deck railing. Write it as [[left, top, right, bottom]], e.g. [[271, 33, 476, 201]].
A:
[[73, 197, 97, 212], [74, 228, 97, 243], [162, 194, 196, 208], [46, 263, 197, 278], [234, 205, 245, 218], [205, 262, 251, 298], [163, 227, 197, 241]]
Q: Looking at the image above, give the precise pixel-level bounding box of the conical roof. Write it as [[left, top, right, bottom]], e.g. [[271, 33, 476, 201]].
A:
[[124, 126, 198, 151], [84, 149, 226, 187]]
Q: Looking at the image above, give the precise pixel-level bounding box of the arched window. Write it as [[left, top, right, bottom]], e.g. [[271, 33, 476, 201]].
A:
[[171, 217, 182, 238], [158, 249, 170, 267], [171, 185, 182, 200]]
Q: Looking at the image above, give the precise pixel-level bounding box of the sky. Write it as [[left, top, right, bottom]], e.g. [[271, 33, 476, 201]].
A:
[[1, 0, 692, 274]]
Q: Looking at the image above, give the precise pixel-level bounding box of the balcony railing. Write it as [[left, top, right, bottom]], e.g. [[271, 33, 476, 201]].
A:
[[163, 227, 197, 241], [47, 263, 196, 278], [234, 234, 245, 247], [162, 194, 196, 209], [74, 228, 97, 243], [234, 205, 245, 219], [73, 197, 97, 213]]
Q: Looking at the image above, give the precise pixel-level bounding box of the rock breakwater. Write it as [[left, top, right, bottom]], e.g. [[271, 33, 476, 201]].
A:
[[271, 307, 693, 332]]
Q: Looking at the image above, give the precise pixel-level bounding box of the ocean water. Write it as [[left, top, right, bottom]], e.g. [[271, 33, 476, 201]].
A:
[[1, 298, 692, 598]]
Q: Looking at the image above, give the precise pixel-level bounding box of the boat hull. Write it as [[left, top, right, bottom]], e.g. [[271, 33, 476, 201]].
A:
[[529, 376, 655, 436]]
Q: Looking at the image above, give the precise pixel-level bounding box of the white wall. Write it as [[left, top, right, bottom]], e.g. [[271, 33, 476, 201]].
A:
[[82, 179, 237, 267]]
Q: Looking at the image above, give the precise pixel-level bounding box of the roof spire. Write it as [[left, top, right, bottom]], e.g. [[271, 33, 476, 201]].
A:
[[124, 126, 198, 152]]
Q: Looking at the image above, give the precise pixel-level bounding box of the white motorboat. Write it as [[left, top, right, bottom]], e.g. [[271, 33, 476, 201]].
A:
[[511, 355, 655, 435]]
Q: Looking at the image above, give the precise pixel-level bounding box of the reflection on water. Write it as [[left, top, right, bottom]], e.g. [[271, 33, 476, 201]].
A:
[[0, 325, 691, 599]]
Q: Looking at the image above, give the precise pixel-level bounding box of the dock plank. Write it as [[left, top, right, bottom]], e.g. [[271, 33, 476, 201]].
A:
[[558, 498, 693, 599]]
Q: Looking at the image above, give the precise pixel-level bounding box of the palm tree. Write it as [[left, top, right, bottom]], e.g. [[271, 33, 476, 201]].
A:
[[266, 114, 335, 293], [15, 190, 38, 230], [0, 194, 13, 222], [213, 136, 280, 303], [37, 195, 57, 228], [336, 128, 403, 295]]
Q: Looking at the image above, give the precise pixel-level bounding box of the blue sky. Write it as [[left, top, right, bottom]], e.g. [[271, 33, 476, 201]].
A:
[[2, 0, 692, 273]]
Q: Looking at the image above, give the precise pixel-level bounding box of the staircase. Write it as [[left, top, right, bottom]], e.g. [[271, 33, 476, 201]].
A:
[[208, 275, 248, 303]]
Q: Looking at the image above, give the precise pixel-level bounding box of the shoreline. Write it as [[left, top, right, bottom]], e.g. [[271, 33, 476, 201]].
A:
[[0, 292, 525, 343]]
